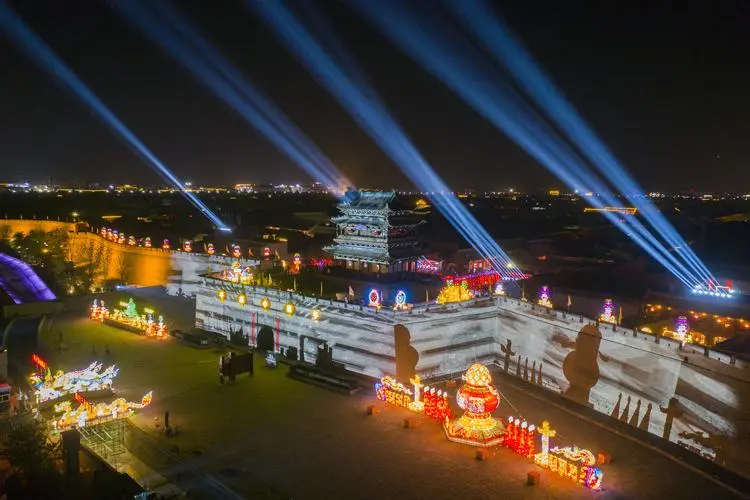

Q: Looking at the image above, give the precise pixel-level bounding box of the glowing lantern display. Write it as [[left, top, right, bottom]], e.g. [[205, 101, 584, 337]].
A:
[[162, 239, 170, 250], [128, 235, 136, 246], [505, 416, 536, 458], [96, 298, 168, 338], [52, 391, 153, 433], [90, 299, 109, 321], [260, 297, 271, 310], [284, 301, 296, 316], [117, 234, 125, 245], [436, 280, 473, 304], [600, 299, 616, 324], [237, 292, 247, 306], [263, 247, 271, 258], [311, 308, 321, 322], [183, 240, 192, 252], [533, 436, 603, 491], [232, 244, 241, 258], [416, 257, 441, 274], [207, 243, 215, 255], [106, 229, 113, 240], [143, 237, 152, 248], [100, 227, 107, 237], [393, 290, 408, 310], [537, 286, 553, 308], [676, 316, 690, 345], [493, 282, 506, 296], [293, 253, 302, 265], [30, 361, 119, 404], [368, 289, 381, 307], [375, 376, 413, 410], [217, 289, 227, 302], [443, 363, 505, 447], [32, 353, 47, 371], [422, 385, 451, 420]]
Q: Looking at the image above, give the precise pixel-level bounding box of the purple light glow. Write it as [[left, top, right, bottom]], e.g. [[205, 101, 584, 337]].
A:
[[0, 253, 57, 304]]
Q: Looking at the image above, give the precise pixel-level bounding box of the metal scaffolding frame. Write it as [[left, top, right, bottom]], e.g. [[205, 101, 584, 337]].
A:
[[79, 419, 126, 462]]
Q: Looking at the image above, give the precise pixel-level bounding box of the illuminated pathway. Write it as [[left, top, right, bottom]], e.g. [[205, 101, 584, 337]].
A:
[[41, 298, 747, 500]]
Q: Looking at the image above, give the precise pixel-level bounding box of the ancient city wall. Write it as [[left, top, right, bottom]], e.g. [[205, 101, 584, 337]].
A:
[[193, 281, 750, 478], [0, 219, 239, 290]]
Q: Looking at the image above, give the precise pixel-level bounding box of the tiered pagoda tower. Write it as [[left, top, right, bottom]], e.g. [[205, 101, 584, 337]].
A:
[[324, 190, 424, 273]]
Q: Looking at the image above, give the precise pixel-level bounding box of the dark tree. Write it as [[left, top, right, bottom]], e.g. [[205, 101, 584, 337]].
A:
[[0, 419, 64, 496]]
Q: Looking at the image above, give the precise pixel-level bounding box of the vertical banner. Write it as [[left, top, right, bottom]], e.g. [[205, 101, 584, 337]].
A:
[[275, 317, 280, 352], [250, 311, 256, 347]]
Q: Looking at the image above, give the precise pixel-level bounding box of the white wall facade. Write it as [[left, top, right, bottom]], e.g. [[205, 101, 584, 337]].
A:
[[194, 279, 750, 477]]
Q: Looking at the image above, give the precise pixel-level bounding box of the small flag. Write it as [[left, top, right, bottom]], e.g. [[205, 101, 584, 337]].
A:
[[320, 281, 324, 297], [567, 295, 572, 309], [293, 277, 297, 291], [618, 306, 623, 325], [348, 285, 355, 297], [426, 289, 430, 303]]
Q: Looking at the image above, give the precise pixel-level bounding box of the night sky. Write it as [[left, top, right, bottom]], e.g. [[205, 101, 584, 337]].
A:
[[1, 0, 748, 191]]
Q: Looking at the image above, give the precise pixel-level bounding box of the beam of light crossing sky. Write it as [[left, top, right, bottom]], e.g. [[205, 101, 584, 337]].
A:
[[0, 1, 231, 232], [248, 0, 525, 279], [353, 0, 701, 287], [114, 0, 352, 196], [448, 0, 716, 286]]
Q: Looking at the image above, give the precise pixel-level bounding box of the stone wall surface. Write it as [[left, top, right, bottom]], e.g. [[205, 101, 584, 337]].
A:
[[195, 282, 750, 479]]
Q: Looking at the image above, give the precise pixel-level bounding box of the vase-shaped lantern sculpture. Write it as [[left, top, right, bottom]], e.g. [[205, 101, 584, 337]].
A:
[[444, 363, 506, 447]]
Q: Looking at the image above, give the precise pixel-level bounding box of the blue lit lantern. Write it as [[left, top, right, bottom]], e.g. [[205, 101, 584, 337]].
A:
[[395, 290, 407, 308]]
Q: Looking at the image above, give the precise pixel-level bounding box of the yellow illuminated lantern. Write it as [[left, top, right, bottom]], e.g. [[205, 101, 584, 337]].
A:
[[311, 308, 321, 322], [237, 293, 247, 306], [260, 297, 271, 311], [217, 289, 227, 302], [285, 301, 296, 316]]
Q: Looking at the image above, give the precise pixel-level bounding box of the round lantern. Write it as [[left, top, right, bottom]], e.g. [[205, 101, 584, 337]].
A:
[[311, 308, 321, 322], [444, 363, 505, 447], [284, 301, 296, 316], [395, 290, 407, 307], [237, 293, 247, 306], [368, 289, 381, 307], [455, 365, 500, 416], [260, 297, 271, 311], [217, 289, 227, 302]]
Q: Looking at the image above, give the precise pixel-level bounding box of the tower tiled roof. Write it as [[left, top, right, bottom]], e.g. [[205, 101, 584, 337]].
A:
[[342, 190, 397, 209]]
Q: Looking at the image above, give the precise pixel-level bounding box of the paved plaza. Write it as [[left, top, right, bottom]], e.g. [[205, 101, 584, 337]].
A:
[[37, 293, 748, 500]]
